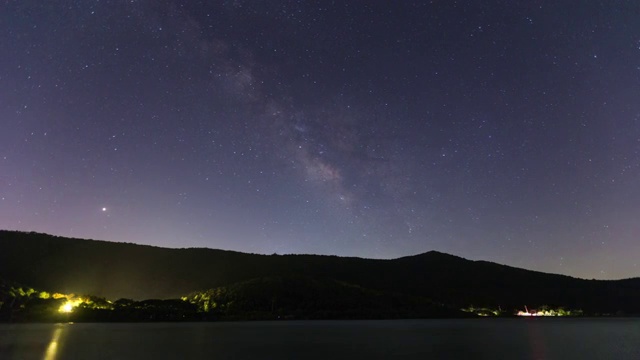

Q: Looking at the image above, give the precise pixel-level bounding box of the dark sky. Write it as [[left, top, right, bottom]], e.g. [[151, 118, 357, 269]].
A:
[[2, 1, 639, 279]]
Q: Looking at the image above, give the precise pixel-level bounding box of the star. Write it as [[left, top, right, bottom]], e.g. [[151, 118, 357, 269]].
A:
[[2, 1, 639, 280]]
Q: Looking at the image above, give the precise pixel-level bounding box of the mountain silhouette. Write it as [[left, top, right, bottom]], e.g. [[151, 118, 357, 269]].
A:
[[1, 230, 639, 315]]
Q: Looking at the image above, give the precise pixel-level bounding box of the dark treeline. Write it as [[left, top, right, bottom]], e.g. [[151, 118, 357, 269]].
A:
[[0, 280, 198, 322], [183, 276, 465, 320], [0, 277, 464, 322], [1, 230, 640, 320]]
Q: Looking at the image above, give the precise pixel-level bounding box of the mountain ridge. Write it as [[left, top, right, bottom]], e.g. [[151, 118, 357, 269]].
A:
[[1, 230, 639, 315]]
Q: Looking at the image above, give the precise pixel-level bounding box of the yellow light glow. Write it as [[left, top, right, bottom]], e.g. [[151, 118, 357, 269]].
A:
[[59, 302, 74, 313]]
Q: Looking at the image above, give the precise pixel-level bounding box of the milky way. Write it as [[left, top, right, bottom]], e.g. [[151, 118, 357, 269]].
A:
[[1, 1, 640, 279]]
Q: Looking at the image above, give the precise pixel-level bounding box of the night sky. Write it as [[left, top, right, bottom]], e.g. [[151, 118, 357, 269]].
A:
[[2, 1, 639, 280]]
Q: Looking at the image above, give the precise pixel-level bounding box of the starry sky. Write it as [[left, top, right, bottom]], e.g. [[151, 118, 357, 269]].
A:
[[2, 1, 640, 280]]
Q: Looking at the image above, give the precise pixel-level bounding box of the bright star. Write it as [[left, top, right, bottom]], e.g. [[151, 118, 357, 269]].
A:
[[102, 207, 107, 212]]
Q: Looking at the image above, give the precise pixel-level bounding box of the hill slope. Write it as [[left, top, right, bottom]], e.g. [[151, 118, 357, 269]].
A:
[[1, 230, 639, 314]]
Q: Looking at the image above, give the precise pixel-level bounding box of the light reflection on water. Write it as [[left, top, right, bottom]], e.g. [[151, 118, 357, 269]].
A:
[[0, 319, 639, 360], [525, 321, 547, 360], [43, 326, 64, 360]]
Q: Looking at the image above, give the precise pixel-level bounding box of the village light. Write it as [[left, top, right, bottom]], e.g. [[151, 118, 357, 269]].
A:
[[59, 302, 74, 313]]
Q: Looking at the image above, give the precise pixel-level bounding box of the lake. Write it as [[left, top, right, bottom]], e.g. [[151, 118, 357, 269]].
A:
[[1, 319, 639, 359]]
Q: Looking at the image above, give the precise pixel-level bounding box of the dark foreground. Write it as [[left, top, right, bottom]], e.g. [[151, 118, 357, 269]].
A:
[[2, 319, 640, 359]]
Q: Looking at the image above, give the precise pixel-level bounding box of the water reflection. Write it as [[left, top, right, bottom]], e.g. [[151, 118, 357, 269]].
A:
[[43, 325, 66, 360], [0, 320, 635, 360], [525, 321, 547, 360]]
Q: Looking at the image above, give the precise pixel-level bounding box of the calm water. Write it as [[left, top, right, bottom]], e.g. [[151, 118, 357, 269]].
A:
[[1, 319, 639, 359]]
